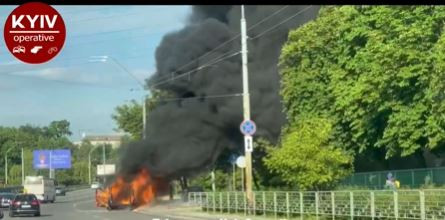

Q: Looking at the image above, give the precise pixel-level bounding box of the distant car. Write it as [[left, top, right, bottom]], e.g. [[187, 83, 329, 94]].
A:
[[9, 194, 40, 217], [0, 193, 15, 208], [55, 186, 66, 196], [91, 182, 101, 189]]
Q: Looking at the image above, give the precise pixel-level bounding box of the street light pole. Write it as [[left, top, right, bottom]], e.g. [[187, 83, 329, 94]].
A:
[[88, 153, 91, 185], [15, 133, 25, 186], [21, 147, 24, 185], [4, 155, 7, 186], [49, 151, 53, 179], [142, 95, 147, 139], [211, 170, 216, 192], [240, 5, 254, 204], [232, 163, 236, 191], [88, 146, 98, 185], [91, 56, 148, 140], [5, 148, 13, 185], [102, 145, 106, 184]]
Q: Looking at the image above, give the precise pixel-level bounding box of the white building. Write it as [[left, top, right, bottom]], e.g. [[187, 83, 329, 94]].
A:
[[80, 133, 126, 149]]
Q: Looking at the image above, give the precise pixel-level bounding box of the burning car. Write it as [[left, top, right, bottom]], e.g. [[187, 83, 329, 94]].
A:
[[95, 168, 171, 210], [95, 178, 135, 210]]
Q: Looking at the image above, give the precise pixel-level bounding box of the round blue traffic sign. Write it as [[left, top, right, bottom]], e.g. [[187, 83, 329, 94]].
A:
[[240, 119, 256, 136]]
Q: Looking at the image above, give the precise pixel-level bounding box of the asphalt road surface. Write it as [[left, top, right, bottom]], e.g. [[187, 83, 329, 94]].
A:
[[0, 190, 184, 220]]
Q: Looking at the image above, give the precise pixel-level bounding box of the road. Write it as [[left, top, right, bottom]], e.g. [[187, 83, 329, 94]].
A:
[[0, 189, 184, 220]]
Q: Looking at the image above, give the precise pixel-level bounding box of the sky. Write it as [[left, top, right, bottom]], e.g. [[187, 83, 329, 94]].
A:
[[0, 5, 191, 140]]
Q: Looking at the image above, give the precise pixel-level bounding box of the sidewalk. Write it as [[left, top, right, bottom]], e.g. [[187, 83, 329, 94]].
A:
[[133, 200, 290, 220]]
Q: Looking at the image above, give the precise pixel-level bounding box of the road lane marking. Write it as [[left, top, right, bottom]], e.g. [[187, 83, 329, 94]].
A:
[[73, 199, 109, 213]]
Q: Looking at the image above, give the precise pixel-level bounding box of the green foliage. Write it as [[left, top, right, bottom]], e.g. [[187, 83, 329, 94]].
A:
[[0, 120, 98, 186], [280, 6, 445, 159], [8, 165, 22, 186], [112, 100, 143, 140], [44, 120, 72, 138], [264, 117, 353, 190], [252, 138, 288, 189], [112, 89, 170, 140], [56, 161, 89, 185], [189, 169, 244, 191]]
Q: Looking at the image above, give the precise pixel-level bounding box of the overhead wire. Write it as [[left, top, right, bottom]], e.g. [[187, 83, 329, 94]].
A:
[[154, 93, 243, 103], [149, 5, 292, 85], [149, 51, 241, 88], [246, 5, 290, 31], [146, 5, 314, 102], [106, 56, 146, 88], [55, 6, 115, 15], [249, 5, 314, 40], [2, 6, 313, 95], [151, 47, 241, 83], [160, 5, 291, 78]]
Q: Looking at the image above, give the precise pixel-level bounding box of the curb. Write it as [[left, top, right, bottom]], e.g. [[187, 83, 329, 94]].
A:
[[134, 206, 281, 220], [134, 208, 214, 220]]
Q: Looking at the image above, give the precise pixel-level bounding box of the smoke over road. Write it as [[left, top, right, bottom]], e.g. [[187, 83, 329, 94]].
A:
[[118, 6, 320, 180]]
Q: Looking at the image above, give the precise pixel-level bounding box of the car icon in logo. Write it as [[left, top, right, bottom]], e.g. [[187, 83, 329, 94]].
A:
[[12, 45, 25, 54]]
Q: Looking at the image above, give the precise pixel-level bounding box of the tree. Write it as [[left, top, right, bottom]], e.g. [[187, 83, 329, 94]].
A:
[[8, 165, 22, 186], [0, 120, 78, 185], [264, 117, 353, 190], [279, 6, 445, 162], [189, 169, 244, 191], [112, 100, 143, 140], [112, 89, 170, 140], [44, 120, 72, 138]]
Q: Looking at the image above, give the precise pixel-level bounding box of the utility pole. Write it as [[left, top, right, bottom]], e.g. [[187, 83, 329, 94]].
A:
[[241, 5, 254, 204]]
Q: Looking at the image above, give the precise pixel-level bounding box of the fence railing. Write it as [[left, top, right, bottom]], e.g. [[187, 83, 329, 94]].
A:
[[341, 167, 445, 189], [188, 190, 445, 219]]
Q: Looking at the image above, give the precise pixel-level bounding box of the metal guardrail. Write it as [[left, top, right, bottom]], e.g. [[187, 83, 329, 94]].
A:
[[65, 185, 91, 192], [57, 188, 95, 202], [188, 190, 445, 219]]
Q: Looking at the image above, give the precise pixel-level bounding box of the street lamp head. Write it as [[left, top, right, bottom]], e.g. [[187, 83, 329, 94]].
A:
[[90, 55, 108, 59], [88, 55, 109, 63]]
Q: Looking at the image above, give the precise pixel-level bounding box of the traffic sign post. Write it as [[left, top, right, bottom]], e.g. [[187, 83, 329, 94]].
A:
[[240, 119, 256, 207]]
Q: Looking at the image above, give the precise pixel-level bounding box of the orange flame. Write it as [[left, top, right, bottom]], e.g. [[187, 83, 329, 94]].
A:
[[95, 168, 165, 209]]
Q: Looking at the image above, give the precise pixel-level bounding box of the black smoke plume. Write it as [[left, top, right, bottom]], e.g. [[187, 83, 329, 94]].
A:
[[118, 6, 320, 180]]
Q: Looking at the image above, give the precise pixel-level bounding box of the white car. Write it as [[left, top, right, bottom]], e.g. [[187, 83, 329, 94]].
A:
[[91, 182, 101, 189], [0, 193, 15, 208]]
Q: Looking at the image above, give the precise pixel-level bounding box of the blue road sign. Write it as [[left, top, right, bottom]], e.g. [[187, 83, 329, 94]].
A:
[[33, 149, 71, 169], [240, 119, 256, 136]]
